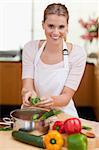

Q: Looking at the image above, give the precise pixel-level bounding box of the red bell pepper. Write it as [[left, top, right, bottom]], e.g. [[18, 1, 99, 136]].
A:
[[52, 121, 65, 133], [64, 118, 82, 135]]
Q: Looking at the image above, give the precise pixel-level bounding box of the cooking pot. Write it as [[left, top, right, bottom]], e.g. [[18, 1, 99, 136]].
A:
[[3, 108, 50, 134]]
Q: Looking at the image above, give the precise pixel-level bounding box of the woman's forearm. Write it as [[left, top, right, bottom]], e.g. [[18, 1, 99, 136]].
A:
[[22, 79, 34, 90], [51, 94, 70, 107], [21, 78, 37, 97], [51, 87, 75, 107]]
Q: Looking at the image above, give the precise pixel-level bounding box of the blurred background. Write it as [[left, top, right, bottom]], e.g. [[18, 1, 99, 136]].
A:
[[0, 0, 99, 121]]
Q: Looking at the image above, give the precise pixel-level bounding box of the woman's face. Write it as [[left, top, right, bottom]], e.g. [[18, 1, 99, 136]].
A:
[[42, 14, 68, 44]]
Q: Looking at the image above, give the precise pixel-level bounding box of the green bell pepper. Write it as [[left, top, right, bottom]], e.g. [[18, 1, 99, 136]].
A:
[[67, 133, 88, 150]]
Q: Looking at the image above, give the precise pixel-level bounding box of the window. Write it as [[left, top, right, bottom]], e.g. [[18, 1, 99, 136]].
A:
[[0, 0, 32, 51]]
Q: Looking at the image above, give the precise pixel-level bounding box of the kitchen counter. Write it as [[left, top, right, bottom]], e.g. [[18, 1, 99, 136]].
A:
[[87, 57, 98, 65], [0, 50, 22, 62], [0, 113, 99, 150]]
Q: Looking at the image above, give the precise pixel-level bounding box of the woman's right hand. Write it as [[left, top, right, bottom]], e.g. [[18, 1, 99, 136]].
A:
[[22, 88, 37, 107]]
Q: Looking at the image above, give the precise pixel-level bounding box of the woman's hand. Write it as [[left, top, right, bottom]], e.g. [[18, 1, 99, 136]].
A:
[[35, 97, 54, 109], [22, 88, 37, 107]]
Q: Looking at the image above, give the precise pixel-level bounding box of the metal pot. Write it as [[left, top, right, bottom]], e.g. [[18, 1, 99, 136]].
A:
[[3, 108, 50, 134]]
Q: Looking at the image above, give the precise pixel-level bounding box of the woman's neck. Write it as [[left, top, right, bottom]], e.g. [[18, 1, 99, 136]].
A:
[[45, 40, 63, 53]]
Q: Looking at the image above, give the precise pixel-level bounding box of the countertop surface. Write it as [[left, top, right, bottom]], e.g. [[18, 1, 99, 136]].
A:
[[0, 50, 22, 62], [0, 113, 99, 150]]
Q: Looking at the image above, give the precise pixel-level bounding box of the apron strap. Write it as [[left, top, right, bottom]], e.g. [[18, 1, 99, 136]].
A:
[[34, 41, 46, 66], [63, 40, 69, 70]]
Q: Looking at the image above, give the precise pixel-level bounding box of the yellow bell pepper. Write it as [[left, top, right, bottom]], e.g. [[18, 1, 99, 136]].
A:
[[44, 130, 64, 150]]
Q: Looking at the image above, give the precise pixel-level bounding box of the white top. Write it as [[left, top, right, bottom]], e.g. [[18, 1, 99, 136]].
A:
[[22, 40, 86, 117], [22, 40, 86, 91]]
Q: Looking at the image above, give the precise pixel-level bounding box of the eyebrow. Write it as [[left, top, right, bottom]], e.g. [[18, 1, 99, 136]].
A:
[[48, 24, 65, 27], [59, 25, 65, 27]]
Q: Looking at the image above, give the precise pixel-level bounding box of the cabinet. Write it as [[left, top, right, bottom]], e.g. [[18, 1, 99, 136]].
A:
[[93, 65, 99, 120], [73, 63, 99, 121], [74, 63, 94, 106], [0, 62, 22, 105]]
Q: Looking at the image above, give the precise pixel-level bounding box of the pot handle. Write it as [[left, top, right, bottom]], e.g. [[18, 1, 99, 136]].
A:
[[3, 117, 14, 125]]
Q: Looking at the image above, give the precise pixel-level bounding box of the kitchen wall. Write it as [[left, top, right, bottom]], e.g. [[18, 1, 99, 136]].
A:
[[0, 0, 98, 51], [0, 0, 32, 51]]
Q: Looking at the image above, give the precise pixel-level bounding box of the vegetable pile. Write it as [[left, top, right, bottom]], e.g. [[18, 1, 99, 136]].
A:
[[52, 117, 89, 150], [12, 117, 94, 150]]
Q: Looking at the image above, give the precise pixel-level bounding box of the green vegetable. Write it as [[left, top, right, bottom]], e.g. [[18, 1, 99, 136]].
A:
[[30, 97, 41, 105], [32, 109, 62, 121], [82, 125, 92, 130], [0, 127, 12, 131], [12, 130, 45, 148], [67, 133, 88, 150], [32, 113, 40, 120], [40, 109, 62, 120]]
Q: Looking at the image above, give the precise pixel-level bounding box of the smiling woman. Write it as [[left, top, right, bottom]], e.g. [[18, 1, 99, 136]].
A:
[[21, 3, 86, 118]]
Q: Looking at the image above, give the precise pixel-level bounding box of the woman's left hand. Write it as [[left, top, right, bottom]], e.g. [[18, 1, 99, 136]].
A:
[[35, 97, 54, 109]]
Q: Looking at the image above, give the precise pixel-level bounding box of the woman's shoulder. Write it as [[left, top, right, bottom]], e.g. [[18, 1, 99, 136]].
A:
[[66, 42, 87, 65], [22, 40, 39, 59], [67, 42, 86, 56], [23, 40, 39, 50], [23, 40, 46, 50]]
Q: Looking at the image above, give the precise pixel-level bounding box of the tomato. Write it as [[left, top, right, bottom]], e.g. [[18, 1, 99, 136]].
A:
[[64, 118, 82, 134]]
